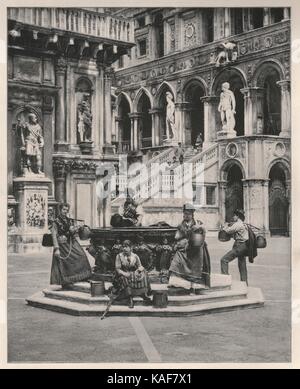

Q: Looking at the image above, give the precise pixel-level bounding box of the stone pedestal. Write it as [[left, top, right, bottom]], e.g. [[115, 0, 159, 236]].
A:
[[79, 141, 94, 155], [10, 175, 52, 253], [217, 128, 237, 139]]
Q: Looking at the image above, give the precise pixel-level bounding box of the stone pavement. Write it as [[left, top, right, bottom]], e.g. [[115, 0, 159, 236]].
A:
[[7, 237, 291, 363]]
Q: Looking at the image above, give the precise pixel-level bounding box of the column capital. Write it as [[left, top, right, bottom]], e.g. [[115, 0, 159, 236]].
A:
[[128, 112, 142, 119], [200, 95, 219, 103], [55, 57, 67, 74], [240, 87, 265, 97], [175, 102, 192, 110], [276, 80, 290, 91], [149, 108, 162, 114]]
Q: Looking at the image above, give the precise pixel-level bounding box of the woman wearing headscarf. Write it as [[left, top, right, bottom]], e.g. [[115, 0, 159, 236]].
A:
[[168, 203, 211, 291], [50, 203, 92, 288], [112, 240, 152, 308]]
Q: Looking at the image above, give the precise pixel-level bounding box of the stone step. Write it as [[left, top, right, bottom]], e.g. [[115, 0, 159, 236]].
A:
[[42, 281, 247, 307], [71, 273, 232, 295], [26, 286, 264, 317]]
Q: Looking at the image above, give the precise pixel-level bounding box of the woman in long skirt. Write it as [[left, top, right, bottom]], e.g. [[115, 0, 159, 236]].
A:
[[169, 203, 211, 290], [112, 240, 152, 308], [50, 203, 92, 288]]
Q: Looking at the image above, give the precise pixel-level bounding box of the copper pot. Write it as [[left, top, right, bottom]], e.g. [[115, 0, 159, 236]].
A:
[[218, 230, 231, 242]]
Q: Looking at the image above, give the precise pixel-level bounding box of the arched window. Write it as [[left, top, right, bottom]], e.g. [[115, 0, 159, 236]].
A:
[[137, 93, 152, 148], [231, 8, 243, 35], [118, 95, 131, 152]]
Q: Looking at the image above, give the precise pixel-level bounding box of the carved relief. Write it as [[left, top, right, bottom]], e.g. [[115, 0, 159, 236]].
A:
[[169, 22, 176, 52], [184, 22, 196, 47], [226, 143, 238, 158], [26, 193, 46, 228], [274, 142, 286, 157]]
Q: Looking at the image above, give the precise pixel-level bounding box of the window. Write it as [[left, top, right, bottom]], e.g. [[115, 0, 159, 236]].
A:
[[271, 8, 284, 23], [119, 55, 124, 68], [206, 186, 216, 205], [252, 8, 264, 29], [231, 8, 243, 35], [138, 39, 147, 56], [154, 13, 164, 58], [203, 8, 214, 43], [137, 16, 145, 28], [193, 185, 203, 205]]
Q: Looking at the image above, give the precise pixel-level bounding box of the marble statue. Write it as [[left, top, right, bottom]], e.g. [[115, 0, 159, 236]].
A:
[[77, 94, 92, 143], [165, 91, 176, 140], [16, 113, 44, 175], [218, 82, 236, 132]]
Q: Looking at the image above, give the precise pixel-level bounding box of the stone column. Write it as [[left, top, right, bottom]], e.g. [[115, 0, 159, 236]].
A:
[[286, 179, 291, 236], [241, 87, 265, 136], [53, 160, 68, 203], [218, 180, 227, 224], [96, 61, 105, 151], [201, 96, 219, 148], [262, 179, 270, 235], [214, 8, 225, 41], [277, 80, 291, 137], [224, 8, 231, 37], [129, 113, 140, 150], [263, 8, 271, 27], [115, 116, 122, 152], [246, 179, 268, 231], [283, 8, 290, 21], [149, 109, 161, 147], [175, 102, 189, 145], [103, 66, 113, 148], [55, 57, 69, 151]]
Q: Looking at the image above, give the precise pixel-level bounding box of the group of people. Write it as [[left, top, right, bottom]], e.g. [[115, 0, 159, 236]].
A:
[[50, 202, 256, 309]]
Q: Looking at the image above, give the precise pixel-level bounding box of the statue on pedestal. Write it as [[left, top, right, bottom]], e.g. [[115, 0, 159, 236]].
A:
[[77, 94, 92, 143], [15, 113, 44, 175], [218, 82, 236, 132], [165, 92, 176, 140]]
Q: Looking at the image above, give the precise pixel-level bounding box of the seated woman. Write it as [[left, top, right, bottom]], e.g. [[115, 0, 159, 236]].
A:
[[112, 240, 152, 308], [50, 203, 92, 288], [168, 203, 211, 291]]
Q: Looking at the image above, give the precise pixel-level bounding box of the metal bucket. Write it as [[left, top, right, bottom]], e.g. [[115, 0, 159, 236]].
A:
[[256, 235, 267, 248], [218, 230, 231, 242], [152, 290, 168, 308], [79, 225, 91, 240], [90, 280, 105, 297]]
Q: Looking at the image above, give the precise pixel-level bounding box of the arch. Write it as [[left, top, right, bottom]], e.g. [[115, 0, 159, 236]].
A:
[[220, 158, 246, 181], [182, 78, 207, 146], [136, 91, 152, 148], [182, 77, 208, 98], [117, 93, 132, 152], [154, 81, 176, 108], [253, 60, 284, 135], [211, 68, 247, 136], [220, 161, 245, 223], [268, 160, 289, 235], [75, 76, 93, 92], [252, 59, 285, 87], [211, 67, 247, 96], [116, 91, 133, 115], [14, 105, 42, 124], [133, 87, 153, 112], [266, 158, 290, 181]]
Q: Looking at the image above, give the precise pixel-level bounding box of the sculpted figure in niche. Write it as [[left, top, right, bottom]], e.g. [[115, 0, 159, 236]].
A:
[[165, 91, 176, 140], [218, 82, 236, 132], [77, 93, 92, 143], [15, 112, 44, 175]]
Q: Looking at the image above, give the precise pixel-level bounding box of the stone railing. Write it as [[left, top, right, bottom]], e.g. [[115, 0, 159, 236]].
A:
[[8, 8, 135, 43]]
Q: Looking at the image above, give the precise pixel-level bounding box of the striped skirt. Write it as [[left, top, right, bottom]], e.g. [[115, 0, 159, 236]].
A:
[[113, 270, 151, 297]]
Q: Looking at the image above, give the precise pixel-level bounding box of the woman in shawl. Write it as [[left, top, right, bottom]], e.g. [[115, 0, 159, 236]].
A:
[[112, 240, 152, 308], [168, 203, 211, 291], [50, 203, 92, 288]]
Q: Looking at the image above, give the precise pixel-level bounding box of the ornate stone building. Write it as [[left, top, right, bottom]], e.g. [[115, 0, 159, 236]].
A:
[[7, 8, 134, 252], [7, 7, 291, 252], [111, 7, 291, 237]]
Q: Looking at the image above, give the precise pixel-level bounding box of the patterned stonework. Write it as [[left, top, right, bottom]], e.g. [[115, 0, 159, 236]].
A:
[[26, 193, 46, 228]]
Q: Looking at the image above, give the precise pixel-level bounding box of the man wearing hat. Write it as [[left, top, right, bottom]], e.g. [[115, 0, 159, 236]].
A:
[[220, 209, 249, 284], [168, 203, 211, 291]]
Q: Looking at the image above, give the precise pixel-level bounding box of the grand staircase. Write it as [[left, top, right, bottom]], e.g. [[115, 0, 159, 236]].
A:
[[26, 274, 264, 317]]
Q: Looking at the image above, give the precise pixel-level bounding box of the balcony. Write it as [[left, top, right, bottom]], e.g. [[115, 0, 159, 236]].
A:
[[8, 8, 135, 44]]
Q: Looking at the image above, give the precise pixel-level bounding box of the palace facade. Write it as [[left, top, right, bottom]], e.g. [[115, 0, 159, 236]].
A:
[[7, 7, 291, 252]]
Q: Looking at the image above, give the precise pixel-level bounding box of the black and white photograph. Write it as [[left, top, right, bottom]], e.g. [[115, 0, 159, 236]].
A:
[[3, 1, 298, 367]]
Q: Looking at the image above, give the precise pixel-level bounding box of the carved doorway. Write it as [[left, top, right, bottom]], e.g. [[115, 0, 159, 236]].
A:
[[269, 164, 289, 235], [225, 164, 244, 222]]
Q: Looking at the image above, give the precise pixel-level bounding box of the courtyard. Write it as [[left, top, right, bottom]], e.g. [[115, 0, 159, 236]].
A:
[[7, 236, 290, 364]]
